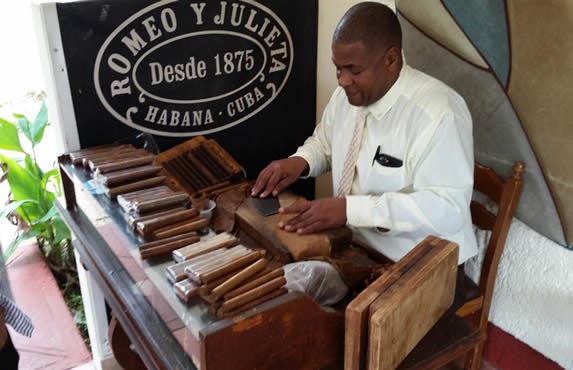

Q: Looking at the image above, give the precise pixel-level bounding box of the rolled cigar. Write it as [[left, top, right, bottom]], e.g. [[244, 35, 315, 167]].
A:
[[217, 287, 288, 318], [88, 148, 149, 171], [207, 258, 268, 303], [166, 248, 229, 283], [224, 267, 284, 300], [219, 276, 286, 313], [203, 140, 241, 176], [163, 160, 196, 192], [151, 217, 209, 240], [130, 192, 190, 214], [139, 231, 199, 250], [135, 208, 199, 237], [140, 235, 200, 259], [94, 155, 155, 174], [185, 152, 219, 185], [200, 265, 271, 300], [196, 180, 232, 195], [172, 232, 238, 262], [173, 156, 209, 189], [69, 144, 132, 165], [95, 165, 162, 186], [198, 250, 266, 284], [174, 278, 200, 303], [106, 176, 166, 199], [193, 146, 229, 180], [118, 185, 171, 202], [184, 245, 251, 278], [126, 207, 187, 229], [209, 181, 254, 198]]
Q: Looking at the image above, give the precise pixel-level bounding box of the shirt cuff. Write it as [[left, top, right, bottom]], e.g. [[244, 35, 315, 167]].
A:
[[346, 195, 379, 227], [289, 150, 314, 179]]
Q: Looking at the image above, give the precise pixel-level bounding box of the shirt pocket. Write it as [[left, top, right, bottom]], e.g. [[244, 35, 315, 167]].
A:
[[365, 162, 407, 193]]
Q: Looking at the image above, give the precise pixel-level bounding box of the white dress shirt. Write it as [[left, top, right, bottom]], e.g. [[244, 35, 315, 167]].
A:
[[293, 64, 478, 263]]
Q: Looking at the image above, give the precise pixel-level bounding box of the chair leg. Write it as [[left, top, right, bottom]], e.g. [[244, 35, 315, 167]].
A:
[[464, 342, 484, 370]]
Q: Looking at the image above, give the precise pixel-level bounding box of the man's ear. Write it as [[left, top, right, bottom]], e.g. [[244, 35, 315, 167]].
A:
[[385, 47, 401, 72]]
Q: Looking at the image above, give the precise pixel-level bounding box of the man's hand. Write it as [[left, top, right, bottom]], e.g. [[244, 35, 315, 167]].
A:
[[278, 197, 347, 234], [251, 157, 309, 198]]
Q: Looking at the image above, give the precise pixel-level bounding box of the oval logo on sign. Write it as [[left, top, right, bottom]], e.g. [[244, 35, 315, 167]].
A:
[[94, 0, 293, 137]]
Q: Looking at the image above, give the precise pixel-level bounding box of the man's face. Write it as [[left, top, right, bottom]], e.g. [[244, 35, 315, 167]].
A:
[[332, 40, 394, 106]]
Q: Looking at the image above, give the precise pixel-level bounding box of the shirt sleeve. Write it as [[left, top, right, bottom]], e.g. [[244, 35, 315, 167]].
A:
[[291, 88, 343, 178], [346, 101, 474, 236]]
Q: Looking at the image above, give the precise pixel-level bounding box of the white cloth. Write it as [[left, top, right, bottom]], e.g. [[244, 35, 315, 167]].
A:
[[293, 64, 477, 264]]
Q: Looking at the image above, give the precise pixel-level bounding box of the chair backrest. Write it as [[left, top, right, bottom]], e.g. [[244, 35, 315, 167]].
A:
[[471, 161, 524, 316]]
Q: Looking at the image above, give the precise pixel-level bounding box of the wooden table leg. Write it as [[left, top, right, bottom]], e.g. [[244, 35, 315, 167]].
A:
[[108, 314, 146, 370]]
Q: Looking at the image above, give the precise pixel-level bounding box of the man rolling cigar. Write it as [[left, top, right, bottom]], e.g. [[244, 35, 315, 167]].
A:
[[251, 2, 477, 304]]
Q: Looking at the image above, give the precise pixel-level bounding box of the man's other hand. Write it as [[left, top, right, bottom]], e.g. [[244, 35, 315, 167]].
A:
[[251, 157, 309, 198], [277, 197, 347, 234]]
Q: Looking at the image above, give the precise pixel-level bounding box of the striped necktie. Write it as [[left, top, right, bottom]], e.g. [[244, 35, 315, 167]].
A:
[[336, 108, 368, 197]]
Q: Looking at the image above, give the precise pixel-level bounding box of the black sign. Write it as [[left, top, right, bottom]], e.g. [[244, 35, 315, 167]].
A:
[[57, 0, 317, 196]]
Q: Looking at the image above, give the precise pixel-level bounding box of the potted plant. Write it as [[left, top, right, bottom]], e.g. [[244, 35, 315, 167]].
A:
[[0, 99, 87, 343]]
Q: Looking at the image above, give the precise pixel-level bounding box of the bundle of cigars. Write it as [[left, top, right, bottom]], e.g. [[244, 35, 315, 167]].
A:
[[166, 232, 287, 318], [67, 144, 165, 199]]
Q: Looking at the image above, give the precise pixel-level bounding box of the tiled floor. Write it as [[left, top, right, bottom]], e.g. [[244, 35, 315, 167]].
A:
[[5, 242, 91, 369]]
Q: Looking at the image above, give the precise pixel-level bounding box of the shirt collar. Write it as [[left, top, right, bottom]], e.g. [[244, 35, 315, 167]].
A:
[[367, 64, 409, 120]]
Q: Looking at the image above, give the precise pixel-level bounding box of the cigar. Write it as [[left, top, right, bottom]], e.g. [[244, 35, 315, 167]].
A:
[[126, 207, 187, 230], [118, 185, 172, 203], [140, 235, 200, 259], [95, 164, 162, 186], [166, 248, 229, 283], [94, 155, 155, 174], [198, 250, 266, 284], [139, 232, 199, 250], [106, 176, 166, 198], [193, 145, 230, 180], [223, 267, 284, 300], [151, 217, 209, 240], [135, 208, 199, 237], [172, 232, 238, 262], [184, 245, 252, 283], [174, 278, 200, 303], [219, 276, 286, 313], [208, 181, 254, 198], [217, 287, 287, 318], [69, 144, 133, 165], [185, 151, 220, 185], [129, 192, 190, 214], [206, 258, 269, 303], [88, 148, 150, 171]]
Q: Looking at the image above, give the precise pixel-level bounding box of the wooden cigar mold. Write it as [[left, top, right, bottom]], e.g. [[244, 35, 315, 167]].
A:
[[155, 136, 245, 197]]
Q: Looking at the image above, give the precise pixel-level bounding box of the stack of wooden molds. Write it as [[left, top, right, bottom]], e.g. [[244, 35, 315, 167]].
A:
[[165, 232, 287, 318]]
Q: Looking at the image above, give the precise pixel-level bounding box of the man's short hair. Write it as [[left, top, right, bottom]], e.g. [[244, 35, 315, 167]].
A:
[[333, 2, 402, 53]]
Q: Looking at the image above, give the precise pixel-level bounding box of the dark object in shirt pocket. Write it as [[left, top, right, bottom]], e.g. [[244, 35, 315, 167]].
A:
[[372, 151, 403, 168]]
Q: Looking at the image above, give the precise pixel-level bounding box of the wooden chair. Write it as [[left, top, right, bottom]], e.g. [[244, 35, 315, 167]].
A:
[[397, 161, 524, 370]]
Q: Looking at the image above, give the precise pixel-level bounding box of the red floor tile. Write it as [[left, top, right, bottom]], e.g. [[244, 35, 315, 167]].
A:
[[5, 242, 92, 369]]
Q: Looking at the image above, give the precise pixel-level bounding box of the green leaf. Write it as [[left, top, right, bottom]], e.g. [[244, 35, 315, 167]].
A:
[[31, 100, 48, 144], [0, 199, 35, 220], [0, 154, 45, 220], [52, 217, 71, 244], [15, 113, 33, 145], [0, 117, 24, 153], [25, 154, 43, 181], [3, 228, 43, 260]]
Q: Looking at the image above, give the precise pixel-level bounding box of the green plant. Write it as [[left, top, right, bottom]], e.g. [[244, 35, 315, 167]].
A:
[[0, 99, 72, 269]]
